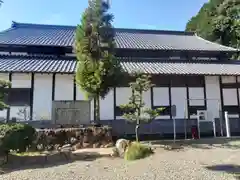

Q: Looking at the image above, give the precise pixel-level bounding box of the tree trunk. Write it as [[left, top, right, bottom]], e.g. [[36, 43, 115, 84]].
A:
[[135, 124, 140, 142], [95, 95, 100, 123]]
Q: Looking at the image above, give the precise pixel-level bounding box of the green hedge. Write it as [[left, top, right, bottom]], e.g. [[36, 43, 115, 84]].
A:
[[0, 123, 36, 153]]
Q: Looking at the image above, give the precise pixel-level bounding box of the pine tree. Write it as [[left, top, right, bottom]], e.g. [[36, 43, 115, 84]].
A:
[[120, 73, 163, 142], [75, 0, 122, 123]]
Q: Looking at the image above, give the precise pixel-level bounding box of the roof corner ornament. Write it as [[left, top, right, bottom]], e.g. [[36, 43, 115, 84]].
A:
[[11, 21, 18, 28]]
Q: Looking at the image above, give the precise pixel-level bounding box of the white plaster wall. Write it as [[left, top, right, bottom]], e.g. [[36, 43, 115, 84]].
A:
[[55, 74, 73, 100], [222, 89, 238, 106], [189, 87, 204, 106], [171, 87, 187, 118], [153, 87, 170, 119], [116, 87, 131, 119], [221, 76, 236, 83], [11, 73, 31, 88], [33, 74, 52, 120], [0, 73, 9, 120], [100, 90, 114, 120], [143, 90, 151, 108], [76, 86, 86, 100], [205, 76, 221, 120], [10, 73, 31, 120]]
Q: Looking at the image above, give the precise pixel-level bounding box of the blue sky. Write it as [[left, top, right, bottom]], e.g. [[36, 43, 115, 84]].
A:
[[0, 0, 208, 31]]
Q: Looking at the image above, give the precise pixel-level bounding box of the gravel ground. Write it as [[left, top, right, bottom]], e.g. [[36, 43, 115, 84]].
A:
[[1, 146, 240, 180]]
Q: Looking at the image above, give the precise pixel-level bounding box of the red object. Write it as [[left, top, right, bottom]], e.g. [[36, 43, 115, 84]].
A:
[[191, 126, 199, 139]]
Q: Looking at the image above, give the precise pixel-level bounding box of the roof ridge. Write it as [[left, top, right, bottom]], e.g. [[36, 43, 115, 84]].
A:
[[115, 28, 195, 36], [11, 21, 76, 29], [11, 21, 194, 36]]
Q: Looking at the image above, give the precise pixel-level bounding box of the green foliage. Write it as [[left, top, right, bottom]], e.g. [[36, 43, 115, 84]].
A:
[[124, 142, 153, 161], [0, 123, 36, 153], [186, 0, 240, 59], [0, 79, 10, 110], [120, 73, 163, 141], [75, 0, 122, 122]]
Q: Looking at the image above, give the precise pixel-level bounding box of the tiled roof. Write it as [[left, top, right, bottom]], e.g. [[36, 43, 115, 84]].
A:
[[1, 55, 240, 75], [0, 54, 76, 73], [0, 22, 237, 52]]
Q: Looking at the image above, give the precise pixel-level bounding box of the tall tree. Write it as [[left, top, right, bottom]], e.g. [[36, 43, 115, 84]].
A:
[[75, 0, 122, 123], [186, 0, 240, 58]]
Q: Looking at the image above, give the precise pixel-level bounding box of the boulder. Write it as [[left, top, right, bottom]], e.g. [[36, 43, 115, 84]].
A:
[[115, 139, 131, 158]]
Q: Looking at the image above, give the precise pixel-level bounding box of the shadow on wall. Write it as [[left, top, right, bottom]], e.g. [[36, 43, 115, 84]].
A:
[[206, 164, 240, 179], [148, 137, 240, 150]]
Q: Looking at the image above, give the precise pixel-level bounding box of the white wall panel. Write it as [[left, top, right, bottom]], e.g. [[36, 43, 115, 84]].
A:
[[55, 74, 73, 100], [221, 76, 236, 83], [10, 106, 30, 121], [223, 88, 238, 105], [189, 87, 204, 106], [0, 73, 9, 120], [171, 87, 187, 118], [153, 87, 170, 119], [33, 74, 52, 120], [100, 90, 114, 120], [116, 87, 131, 119], [12, 73, 31, 88], [205, 76, 221, 119], [76, 86, 86, 100], [116, 87, 131, 105], [153, 87, 169, 106]]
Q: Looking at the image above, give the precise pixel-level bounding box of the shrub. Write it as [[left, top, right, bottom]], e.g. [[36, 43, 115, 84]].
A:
[[0, 123, 36, 153], [124, 142, 153, 161]]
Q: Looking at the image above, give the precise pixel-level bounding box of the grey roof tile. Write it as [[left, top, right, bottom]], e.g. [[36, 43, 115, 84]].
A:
[[0, 22, 237, 52], [0, 55, 240, 75], [0, 54, 76, 73]]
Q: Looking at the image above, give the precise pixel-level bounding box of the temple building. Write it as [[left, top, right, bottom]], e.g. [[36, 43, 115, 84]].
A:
[[0, 22, 239, 137]]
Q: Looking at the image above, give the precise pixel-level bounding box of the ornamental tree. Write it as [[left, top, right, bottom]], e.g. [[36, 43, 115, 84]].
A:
[[75, 0, 122, 123], [0, 79, 10, 110], [120, 73, 163, 142]]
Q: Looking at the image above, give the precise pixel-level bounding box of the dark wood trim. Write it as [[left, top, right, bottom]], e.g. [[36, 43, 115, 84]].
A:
[[6, 73, 12, 122], [52, 73, 56, 101], [150, 87, 154, 109], [203, 77, 207, 108], [186, 83, 190, 120], [219, 76, 224, 114], [236, 76, 240, 117], [73, 76, 76, 101], [30, 73, 34, 120], [113, 87, 116, 120]]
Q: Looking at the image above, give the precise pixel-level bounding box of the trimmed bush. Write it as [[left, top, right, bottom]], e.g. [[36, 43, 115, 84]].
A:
[[0, 123, 36, 153], [124, 142, 153, 161]]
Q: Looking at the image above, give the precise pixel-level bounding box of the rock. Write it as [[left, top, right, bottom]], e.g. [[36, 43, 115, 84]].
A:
[[73, 143, 82, 150], [82, 143, 93, 148], [70, 137, 77, 144], [104, 142, 114, 148], [110, 147, 119, 157], [115, 139, 131, 158], [93, 143, 101, 148]]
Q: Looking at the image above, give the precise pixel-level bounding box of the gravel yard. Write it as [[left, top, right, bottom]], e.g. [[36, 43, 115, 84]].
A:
[[1, 139, 240, 180]]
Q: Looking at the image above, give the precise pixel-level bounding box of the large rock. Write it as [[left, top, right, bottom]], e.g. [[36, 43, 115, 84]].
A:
[[115, 139, 131, 158]]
